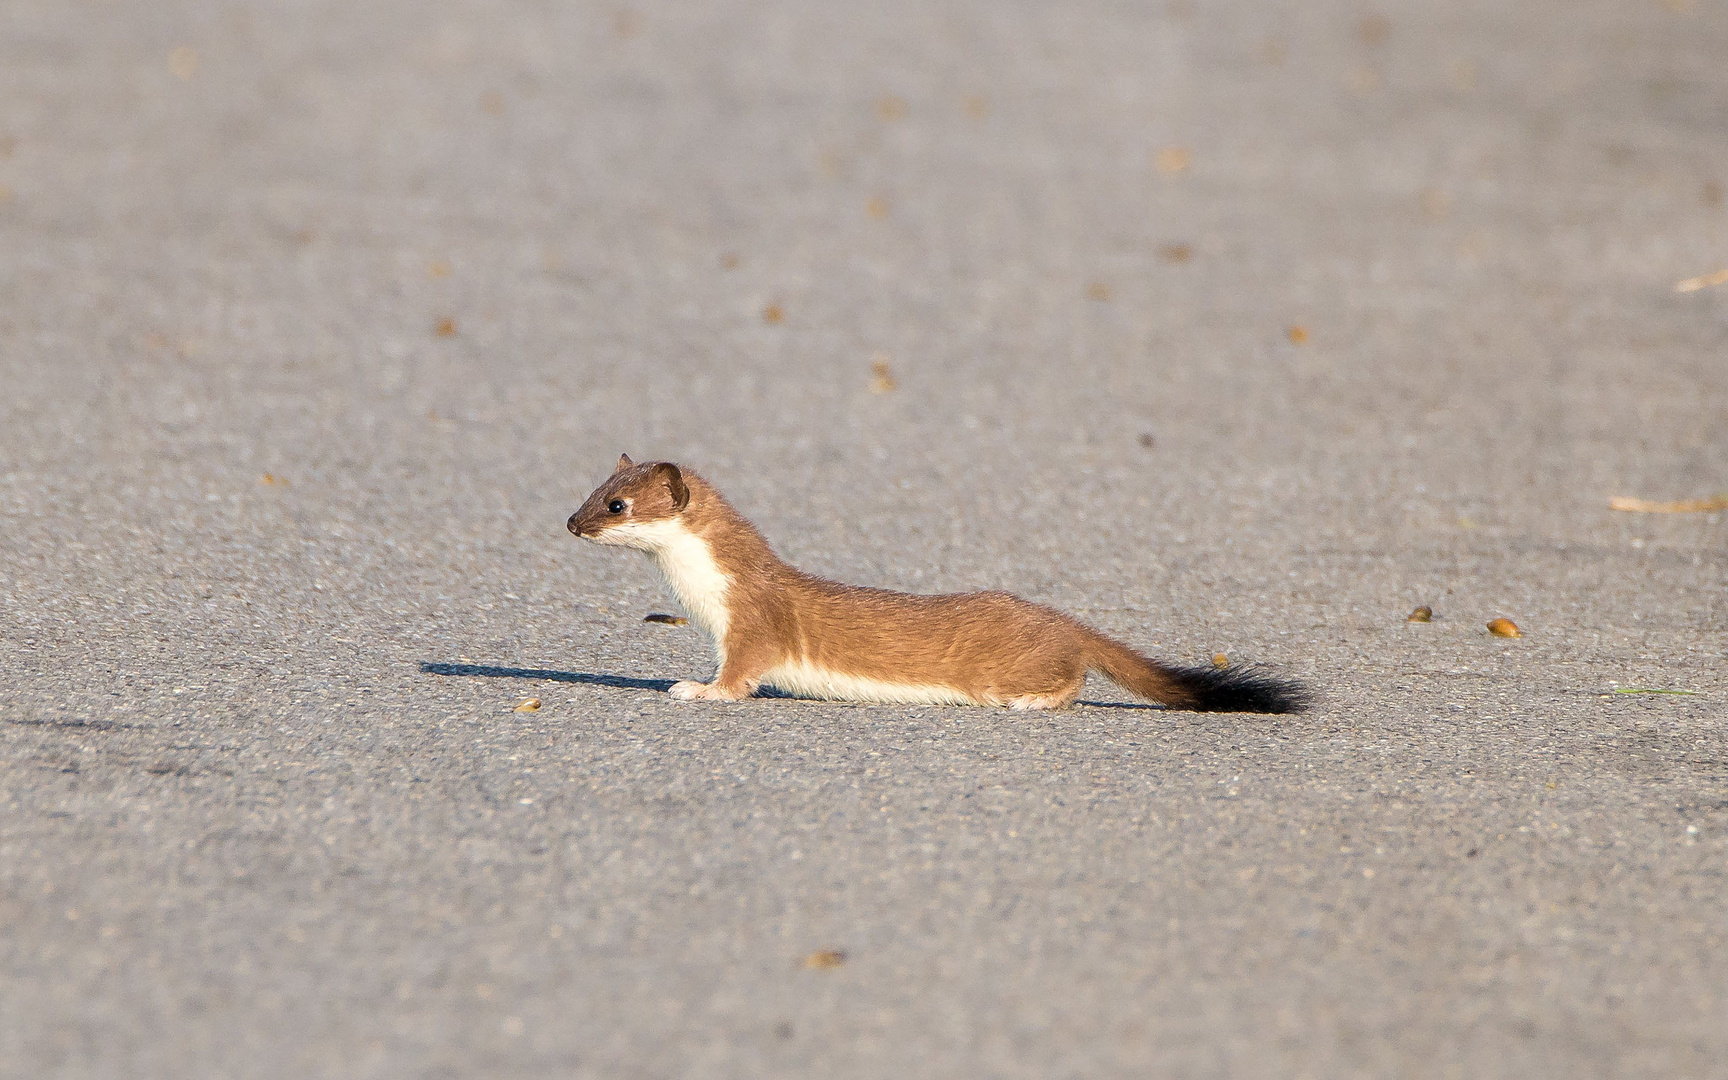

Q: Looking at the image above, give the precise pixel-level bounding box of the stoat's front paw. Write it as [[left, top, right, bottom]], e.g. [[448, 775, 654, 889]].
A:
[[670, 680, 750, 702]]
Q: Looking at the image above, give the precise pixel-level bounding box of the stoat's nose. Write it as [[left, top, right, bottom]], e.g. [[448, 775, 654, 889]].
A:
[[566, 513, 583, 537]]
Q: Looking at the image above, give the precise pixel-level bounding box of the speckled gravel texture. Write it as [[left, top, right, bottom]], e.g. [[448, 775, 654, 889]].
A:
[[2, 1, 1725, 1077]]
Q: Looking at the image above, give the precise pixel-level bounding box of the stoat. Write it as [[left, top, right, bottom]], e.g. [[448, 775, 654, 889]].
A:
[[567, 455, 1308, 713]]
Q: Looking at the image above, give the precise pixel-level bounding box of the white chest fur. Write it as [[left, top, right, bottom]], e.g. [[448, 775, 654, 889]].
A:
[[617, 518, 732, 645]]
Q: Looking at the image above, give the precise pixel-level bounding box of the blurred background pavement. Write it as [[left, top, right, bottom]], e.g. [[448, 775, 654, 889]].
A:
[[2, 1, 1726, 1076]]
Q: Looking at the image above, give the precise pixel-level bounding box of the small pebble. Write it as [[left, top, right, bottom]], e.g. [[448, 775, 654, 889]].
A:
[[1486, 618, 1521, 638]]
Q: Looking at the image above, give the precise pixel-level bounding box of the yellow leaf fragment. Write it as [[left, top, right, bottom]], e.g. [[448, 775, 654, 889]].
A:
[[1486, 618, 1521, 638], [869, 355, 897, 393], [1610, 494, 1728, 513], [804, 950, 847, 970], [1674, 268, 1728, 292], [1406, 605, 1432, 622], [514, 698, 542, 712], [1212, 653, 1230, 668]]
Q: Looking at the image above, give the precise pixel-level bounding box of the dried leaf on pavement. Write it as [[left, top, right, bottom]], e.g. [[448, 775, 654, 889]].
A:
[[1609, 494, 1728, 513], [1674, 269, 1728, 292], [869, 356, 897, 393]]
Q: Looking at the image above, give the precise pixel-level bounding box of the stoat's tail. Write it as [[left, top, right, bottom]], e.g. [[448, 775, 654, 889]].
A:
[[1084, 631, 1309, 714]]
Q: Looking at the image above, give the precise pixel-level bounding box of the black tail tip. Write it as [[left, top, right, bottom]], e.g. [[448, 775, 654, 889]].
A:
[[1172, 664, 1311, 714]]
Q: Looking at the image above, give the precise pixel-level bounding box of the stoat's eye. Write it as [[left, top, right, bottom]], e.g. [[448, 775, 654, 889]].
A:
[[607, 499, 626, 514]]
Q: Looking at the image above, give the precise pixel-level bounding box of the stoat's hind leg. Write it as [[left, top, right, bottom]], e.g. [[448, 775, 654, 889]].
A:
[[1002, 674, 1086, 711], [1006, 689, 1079, 711]]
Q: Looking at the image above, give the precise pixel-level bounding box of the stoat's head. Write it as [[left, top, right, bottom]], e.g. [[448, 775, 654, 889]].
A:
[[567, 454, 692, 550]]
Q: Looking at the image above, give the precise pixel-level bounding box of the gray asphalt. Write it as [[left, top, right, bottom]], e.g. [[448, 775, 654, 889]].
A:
[[3, 1, 1726, 1077]]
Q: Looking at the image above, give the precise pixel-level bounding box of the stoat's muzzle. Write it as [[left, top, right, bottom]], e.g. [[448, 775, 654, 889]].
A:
[[567, 457, 690, 545]]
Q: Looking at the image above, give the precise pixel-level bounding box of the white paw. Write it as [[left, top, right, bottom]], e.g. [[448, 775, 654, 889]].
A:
[[669, 680, 710, 701]]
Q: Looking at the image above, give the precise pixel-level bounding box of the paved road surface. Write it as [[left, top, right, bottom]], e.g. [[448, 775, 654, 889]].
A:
[[2, 1, 1725, 1076]]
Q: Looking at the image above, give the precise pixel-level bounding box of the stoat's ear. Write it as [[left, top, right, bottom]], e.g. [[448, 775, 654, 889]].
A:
[[614, 453, 635, 474], [653, 463, 689, 509]]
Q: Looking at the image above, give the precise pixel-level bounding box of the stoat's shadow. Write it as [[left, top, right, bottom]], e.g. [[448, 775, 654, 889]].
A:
[[421, 663, 1162, 709], [1074, 699, 1165, 711], [420, 662, 674, 693]]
